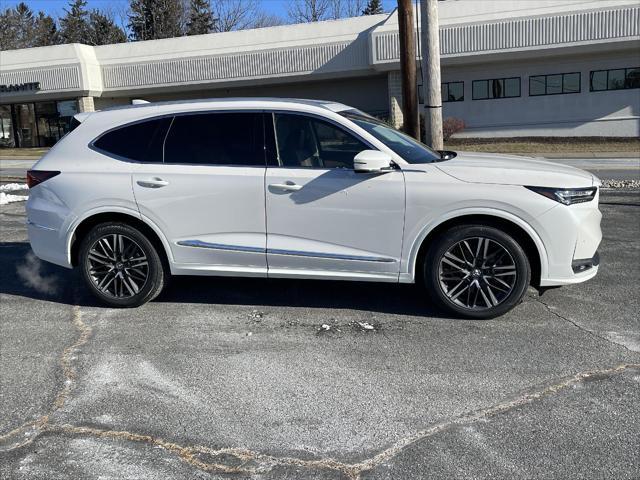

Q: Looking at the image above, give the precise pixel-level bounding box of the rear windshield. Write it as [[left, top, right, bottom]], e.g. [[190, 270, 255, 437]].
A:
[[340, 110, 440, 164]]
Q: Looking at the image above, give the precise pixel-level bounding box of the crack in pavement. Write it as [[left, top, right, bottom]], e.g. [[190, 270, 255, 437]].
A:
[[2, 300, 639, 479], [0, 304, 91, 452], [528, 294, 638, 354], [18, 365, 640, 479]]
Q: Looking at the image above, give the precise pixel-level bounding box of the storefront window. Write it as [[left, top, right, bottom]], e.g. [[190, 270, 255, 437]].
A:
[[0, 105, 14, 147], [0, 100, 77, 148], [14, 103, 37, 148]]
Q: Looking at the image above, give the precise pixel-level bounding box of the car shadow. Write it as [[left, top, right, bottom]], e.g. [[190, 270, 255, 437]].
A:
[[1, 241, 445, 318]]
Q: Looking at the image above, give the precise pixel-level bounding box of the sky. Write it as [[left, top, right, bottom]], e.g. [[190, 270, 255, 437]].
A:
[[1, 0, 399, 23]]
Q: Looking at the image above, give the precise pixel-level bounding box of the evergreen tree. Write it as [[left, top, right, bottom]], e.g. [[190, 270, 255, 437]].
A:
[[362, 0, 383, 15], [33, 12, 61, 47], [0, 5, 61, 49], [128, 0, 185, 41], [0, 8, 15, 49], [60, 0, 91, 44], [187, 0, 214, 35], [14, 2, 35, 45], [87, 10, 127, 45]]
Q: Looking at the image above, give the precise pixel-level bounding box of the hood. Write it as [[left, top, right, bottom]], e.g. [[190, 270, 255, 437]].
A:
[[435, 152, 594, 188]]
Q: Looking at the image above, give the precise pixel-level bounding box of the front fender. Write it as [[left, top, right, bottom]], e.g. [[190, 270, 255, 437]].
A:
[[404, 207, 550, 283]]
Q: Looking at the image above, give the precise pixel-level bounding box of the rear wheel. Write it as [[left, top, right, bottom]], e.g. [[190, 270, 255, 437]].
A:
[[423, 225, 530, 319], [79, 223, 166, 307]]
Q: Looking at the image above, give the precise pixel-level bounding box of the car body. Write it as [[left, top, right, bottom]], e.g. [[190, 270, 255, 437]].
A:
[[26, 98, 602, 318]]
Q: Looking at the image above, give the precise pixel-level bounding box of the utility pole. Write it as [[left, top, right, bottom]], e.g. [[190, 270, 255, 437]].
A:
[[397, 0, 419, 140], [420, 0, 443, 149]]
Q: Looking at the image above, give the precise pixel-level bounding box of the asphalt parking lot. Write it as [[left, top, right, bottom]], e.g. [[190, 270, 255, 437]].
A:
[[1, 187, 639, 479]]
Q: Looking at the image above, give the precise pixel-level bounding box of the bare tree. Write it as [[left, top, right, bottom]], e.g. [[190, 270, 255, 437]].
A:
[[343, 0, 366, 17], [212, 0, 283, 32], [287, 0, 331, 23], [109, 2, 131, 34], [329, 0, 366, 19], [328, 0, 342, 20], [251, 12, 286, 29]]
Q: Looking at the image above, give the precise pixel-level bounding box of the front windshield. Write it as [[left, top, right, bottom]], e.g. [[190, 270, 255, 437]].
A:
[[340, 110, 441, 164]]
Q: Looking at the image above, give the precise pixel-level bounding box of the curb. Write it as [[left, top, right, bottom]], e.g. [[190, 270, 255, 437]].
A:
[[537, 152, 640, 159]]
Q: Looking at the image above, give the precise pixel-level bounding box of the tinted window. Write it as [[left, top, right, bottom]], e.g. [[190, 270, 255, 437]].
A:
[[529, 72, 581, 96], [529, 76, 546, 96], [627, 68, 640, 88], [340, 111, 440, 164], [546, 74, 562, 94], [472, 80, 488, 100], [94, 117, 171, 162], [164, 112, 265, 166], [473, 78, 520, 100], [504, 78, 520, 97], [442, 81, 464, 102], [273, 114, 367, 169], [590, 67, 640, 92], [590, 70, 607, 91], [608, 69, 625, 90], [564, 73, 580, 93]]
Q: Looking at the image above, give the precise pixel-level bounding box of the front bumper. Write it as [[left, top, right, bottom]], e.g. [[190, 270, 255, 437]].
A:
[[536, 190, 602, 287], [572, 251, 600, 274]]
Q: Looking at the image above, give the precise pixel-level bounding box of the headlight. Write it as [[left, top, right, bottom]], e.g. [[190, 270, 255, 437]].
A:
[[525, 186, 597, 205]]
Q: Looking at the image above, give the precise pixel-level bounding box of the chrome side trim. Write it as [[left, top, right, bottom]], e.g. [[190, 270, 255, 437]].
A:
[[26, 219, 57, 231], [176, 240, 396, 263], [268, 248, 396, 263], [176, 240, 265, 254]]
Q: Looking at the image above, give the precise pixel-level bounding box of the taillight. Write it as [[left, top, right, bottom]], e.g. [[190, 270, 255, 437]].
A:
[[27, 170, 60, 188]]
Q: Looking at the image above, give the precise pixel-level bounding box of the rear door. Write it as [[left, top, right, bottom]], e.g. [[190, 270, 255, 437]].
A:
[[130, 111, 268, 275]]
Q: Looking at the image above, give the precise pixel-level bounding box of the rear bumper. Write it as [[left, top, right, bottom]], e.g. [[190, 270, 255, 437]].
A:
[[27, 221, 73, 269]]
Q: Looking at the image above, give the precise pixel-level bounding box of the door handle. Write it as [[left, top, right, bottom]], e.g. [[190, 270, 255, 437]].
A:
[[269, 183, 302, 192], [137, 178, 169, 188]]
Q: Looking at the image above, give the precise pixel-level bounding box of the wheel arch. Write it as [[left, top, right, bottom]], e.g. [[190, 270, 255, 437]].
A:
[[410, 212, 547, 287], [68, 210, 172, 269]]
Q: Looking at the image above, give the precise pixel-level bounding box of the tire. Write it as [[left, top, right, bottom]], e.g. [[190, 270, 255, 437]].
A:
[[79, 222, 167, 307], [423, 225, 531, 319]]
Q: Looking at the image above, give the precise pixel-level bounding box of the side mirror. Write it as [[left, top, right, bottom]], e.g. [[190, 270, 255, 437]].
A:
[[437, 150, 457, 161], [353, 150, 394, 173]]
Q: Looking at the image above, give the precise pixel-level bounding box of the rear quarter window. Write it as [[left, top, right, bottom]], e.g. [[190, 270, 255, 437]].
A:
[[93, 117, 171, 162]]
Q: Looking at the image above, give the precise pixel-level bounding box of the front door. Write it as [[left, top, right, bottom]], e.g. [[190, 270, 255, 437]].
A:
[[265, 113, 405, 281], [132, 111, 268, 275]]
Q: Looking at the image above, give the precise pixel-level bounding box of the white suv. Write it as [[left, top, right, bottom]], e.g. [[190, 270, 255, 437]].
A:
[[26, 98, 602, 318]]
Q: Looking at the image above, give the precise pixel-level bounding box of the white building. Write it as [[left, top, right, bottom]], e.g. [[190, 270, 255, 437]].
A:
[[0, 0, 638, 148]]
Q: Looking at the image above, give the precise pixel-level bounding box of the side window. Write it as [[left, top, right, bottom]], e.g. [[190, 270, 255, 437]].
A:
[[273, 113, 368, 169], [164, 112, 265, 166], [93, 117, 171, 162]]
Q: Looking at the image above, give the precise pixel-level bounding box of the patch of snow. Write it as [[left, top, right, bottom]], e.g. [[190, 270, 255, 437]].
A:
[[0, 192, 28, 205], [0, 182, 28, 192], [601, 179, 640, 189]]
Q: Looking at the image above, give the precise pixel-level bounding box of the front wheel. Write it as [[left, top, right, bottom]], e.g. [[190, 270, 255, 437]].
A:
[[424, 225, 531, 319], [79, 223, 167, 307]]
